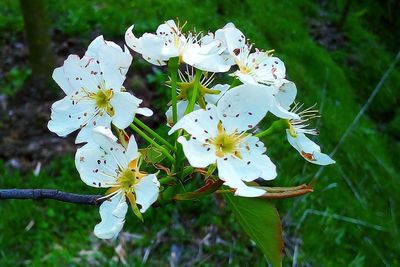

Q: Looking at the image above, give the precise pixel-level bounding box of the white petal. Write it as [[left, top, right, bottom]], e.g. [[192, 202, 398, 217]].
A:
[[275, 80, 297, 110], [157, 20, 187, 55], [217, 84, 271, 133], [198, 38, 225, 54], [249, 54, 286, 84], [204, 84, 230, 105], [75, 144, 118, 188], [63, 55, 99, 93], [165, 100, 199, 127], [126, 135, 139, 161], [233, 70, 258, 85], [269, 96, 300, 120], [47, 96, 96, 137], [86, 35, 124, 56], [139, 34, 172, 64], [168, 105, 219, 142], [185, 53, 231, 73], [98, 44, 132, 90], [125, 25, 142, 53], [94, 192, 128, 239], [86, 35, 107, 57], [240, 135, 267, 155], [134, 174, 160, 213], [177, 136, 217, 168], [92, 126, 129, 168], [217, 155, 261, 181], [237, 136, 274, 180], [216, 157, 265, 197], [182, 43, 231, 73], [199, 33, 215, 46], [311, 151, 336, 165], [286, 131, 335, 165], [75, 113, 112, 144], [52, 66, 74, 95], [215, 23, 246, 56], [253, 155, 276, 180], [157, 20, 181, 38], [110, 91, 142, 129], [137, 107, 153, 117], [125, 25, 171, 65], [240, 149, 277, 181]]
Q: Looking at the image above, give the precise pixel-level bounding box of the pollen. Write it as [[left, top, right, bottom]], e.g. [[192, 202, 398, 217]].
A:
[[91, 89, 115, 116], [116, 159, 147, 192], [209, 123, 244, 158], [116, 169, 136, 191]]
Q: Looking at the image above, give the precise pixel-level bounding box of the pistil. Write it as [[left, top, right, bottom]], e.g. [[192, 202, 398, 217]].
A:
[[209, 123, 245, 158]]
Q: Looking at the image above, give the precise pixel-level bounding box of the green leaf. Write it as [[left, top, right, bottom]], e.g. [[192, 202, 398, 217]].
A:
[[224, 194, 283, 267]]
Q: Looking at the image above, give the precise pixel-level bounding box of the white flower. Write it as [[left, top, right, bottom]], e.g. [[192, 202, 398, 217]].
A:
[[215, 23, 286, 87], [168, 85, 278, 197], [48, 36, 152, 143], [125, 20, 231, 72], [212, 23, 298, 120], [75, 126, 160, 239], [286, 103, 335, 165]]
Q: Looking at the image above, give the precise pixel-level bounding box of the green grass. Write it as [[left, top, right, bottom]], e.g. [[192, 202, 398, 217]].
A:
[[1, 0, 399, 266]]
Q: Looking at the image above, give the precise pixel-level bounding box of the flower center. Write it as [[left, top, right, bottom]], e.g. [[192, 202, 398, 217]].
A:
[[91, 89, 115, 116], [209, 123, 244, 158], [238, 64, 251, 74], [115, 159, 147, 193], [117, 169, 137, 191]]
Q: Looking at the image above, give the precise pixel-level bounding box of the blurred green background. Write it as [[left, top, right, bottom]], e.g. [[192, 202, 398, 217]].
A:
[[0, 0, 399, 266]]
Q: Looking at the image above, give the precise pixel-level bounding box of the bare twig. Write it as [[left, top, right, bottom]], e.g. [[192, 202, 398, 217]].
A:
[[259, 188, 314, 200], [0, 189, 104, 205]]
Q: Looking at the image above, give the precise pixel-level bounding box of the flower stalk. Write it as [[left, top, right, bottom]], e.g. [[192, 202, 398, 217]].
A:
[[133, 117, 175, 151], [129, 123, 175, 163], [255, 119, 287, 138], [185, 69, 202, 114], [168, 57, 180, 124]]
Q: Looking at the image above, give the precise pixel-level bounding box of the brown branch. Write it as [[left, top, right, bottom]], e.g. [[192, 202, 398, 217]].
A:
[[260, 188, 314, 200], [0, 189, 104, 206], [261, 184, 311, 193]]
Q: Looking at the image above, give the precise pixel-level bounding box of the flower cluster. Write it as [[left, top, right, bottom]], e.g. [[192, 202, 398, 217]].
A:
[[48, 20, 334, 239]]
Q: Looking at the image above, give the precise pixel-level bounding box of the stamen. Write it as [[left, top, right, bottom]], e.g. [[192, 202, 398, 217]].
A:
[[288, 103, 320, 136], [97, 187, 121, 200]]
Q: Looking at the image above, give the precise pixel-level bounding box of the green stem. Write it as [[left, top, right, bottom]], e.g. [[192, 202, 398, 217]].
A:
[[159, 177, 177, 185], [255, 120, 287, 138], [215, 189, 234, 194], [130, 124, 175, 163], [133, 118, 175, 152], [185, 69, 202, 114], [168, 57, 179, 124]]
